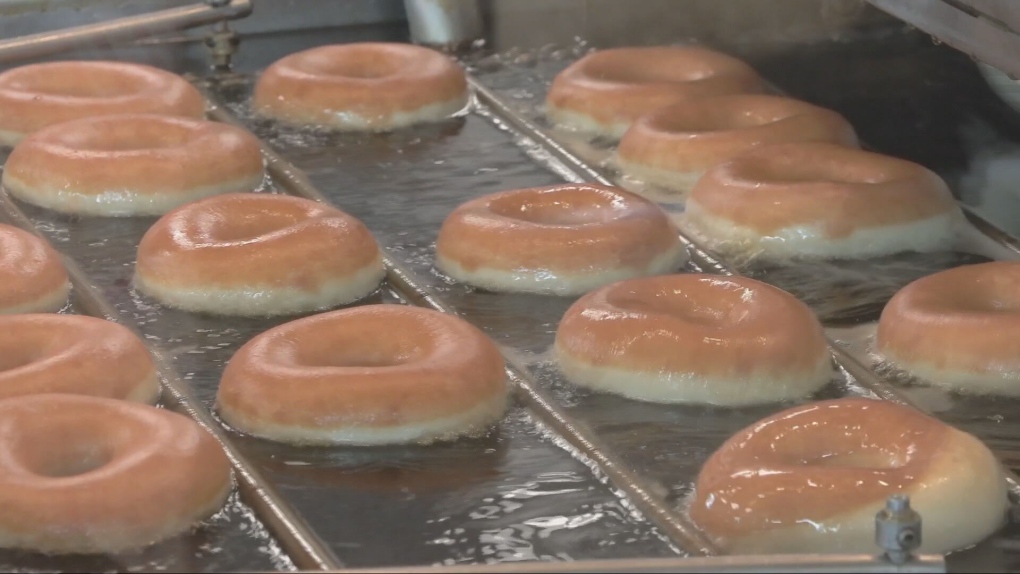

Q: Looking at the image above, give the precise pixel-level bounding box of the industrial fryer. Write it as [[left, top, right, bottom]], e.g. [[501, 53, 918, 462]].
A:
[[1, 1, 1020, 572]]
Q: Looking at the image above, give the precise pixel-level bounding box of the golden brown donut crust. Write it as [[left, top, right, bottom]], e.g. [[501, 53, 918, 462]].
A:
[[0, 314, 159, 403], [217, 305, 508, 444], [617, 95, 859, 175], [556, 274, 829, 379], [546, 46, 763, 134], [0, 224, 69, 314], [689, 142, 957, 237], [437, 184, 681, 274], [254, 43, 468, 129], [0, 394, 232, 554], [0, 61, 204, 145], [878, 261, 1020, 378], [3, 114, 265, 216], [136, 192, 381, 292], [690, 399, 948, 539]]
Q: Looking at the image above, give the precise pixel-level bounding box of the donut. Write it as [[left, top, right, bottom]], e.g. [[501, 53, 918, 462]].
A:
[[254, 42, 468, 130], [3, 114, 265, 217], [0, 61, 204, 146], [0, 224, 69, 314], [0, 394, 233, 554], [546, 46, 763, 139], [555, 274, 832, 405], [217, 305, 508, 445], [0, 314, 159, 403], [690, 398, 1008, 554], [685, 142, 962, 259], [436, 184, 686, 295], [616, 95, 859, 192], [876, 261, 1020, 394], [135, 193, 384, 317]]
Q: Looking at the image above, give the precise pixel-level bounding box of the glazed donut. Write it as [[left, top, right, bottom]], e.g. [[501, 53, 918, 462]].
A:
[[546, 46, 763, 139], [0, 224, 69, 314], [555, 274, 832, 405], [135, 193, 385, 317], [690, 398, 1008, 554], [3, 114, 265, 217], [616, 95, 859, 192], [877, 261, 1020, 394], [436, 184, 686, 296], [217, 305, 508, 445], [685, 142, 962, 259], [0, 394, 232, 554], [0, 314, 159, 403], [254, 42, 468, 130], [0, 61, 204, 146]]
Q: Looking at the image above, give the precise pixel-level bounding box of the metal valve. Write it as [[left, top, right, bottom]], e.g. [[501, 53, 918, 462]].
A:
[[204, 21, 240, 71], [875, 494, 922, 564]]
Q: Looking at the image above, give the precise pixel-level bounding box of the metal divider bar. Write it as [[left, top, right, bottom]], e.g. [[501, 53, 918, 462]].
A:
[[0, 194, 342, 571], [0, 0, 252, 64], [324, 553, 946, 574], [199, 90, 721, 556]]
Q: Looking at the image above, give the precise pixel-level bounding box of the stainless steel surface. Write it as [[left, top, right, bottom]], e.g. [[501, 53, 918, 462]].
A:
[[0, 0, 251, 64], [867, 0, 1020, 80], [405, 0, 483, 48], [331, 554, 946, 573]]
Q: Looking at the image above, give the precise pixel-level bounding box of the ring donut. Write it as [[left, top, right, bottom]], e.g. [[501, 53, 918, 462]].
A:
[[0, 394, 233, 554], [217, 305, 508, 445], [0, 61, 204, 146], [555, 274, 832, 405], [3, 114, 265, 217], [135, 193, 385, 317], [877, 261, 1020, 395], [0, 314, 159, 403], [690, 398, 1008, 554], [685, 142, 962, 258], [546, 46, 763, 139], [254, 42, 468, 130], [436, 184, 687, 295], [0, 224, 69, 314], [616, 95, 859, 192]]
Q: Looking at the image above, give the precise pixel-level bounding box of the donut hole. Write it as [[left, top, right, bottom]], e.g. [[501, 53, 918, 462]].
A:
[[585, 55, 712, 85], [288, 335, 429, 369], [201, 210, 305, 242], [607, 279, 756, 327], [488, 187, 629, 225], [12, 418, 120, 478], [294, 48, 406, 80]]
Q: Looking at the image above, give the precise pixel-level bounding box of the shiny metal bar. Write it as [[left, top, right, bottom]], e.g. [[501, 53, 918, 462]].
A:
[[0, 0, 252, 64], [0, 191, 340, 572], [325, 553, 945, 573], [403, 0, 483, 48]]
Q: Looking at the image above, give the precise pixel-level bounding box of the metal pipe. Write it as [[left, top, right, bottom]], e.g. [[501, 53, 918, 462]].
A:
[[324, 553, 946, 574], [0, 0, 252, 64], [403, 0, 483, 49]]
